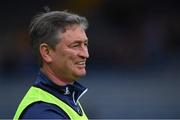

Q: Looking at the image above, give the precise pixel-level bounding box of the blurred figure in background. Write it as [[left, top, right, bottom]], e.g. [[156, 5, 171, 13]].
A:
[[14, 10, 89, 119]]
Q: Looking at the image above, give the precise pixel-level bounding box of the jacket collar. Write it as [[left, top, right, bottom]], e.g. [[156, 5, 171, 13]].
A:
[[36, 70, 88, 104]]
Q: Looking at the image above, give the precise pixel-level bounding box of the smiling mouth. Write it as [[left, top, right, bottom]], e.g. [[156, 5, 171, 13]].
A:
[[76, 61, 86, 67]]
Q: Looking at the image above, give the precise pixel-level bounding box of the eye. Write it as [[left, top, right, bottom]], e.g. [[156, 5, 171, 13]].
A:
[[72, 43, 80, 48], [84, 42, 88, 47], [84, 40, 89, 47]]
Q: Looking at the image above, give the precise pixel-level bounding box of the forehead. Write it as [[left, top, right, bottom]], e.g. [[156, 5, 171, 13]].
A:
[[60, 25, 88, 42]]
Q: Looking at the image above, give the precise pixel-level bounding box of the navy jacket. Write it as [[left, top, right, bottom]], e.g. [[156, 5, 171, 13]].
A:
[[20, 71, 88, 119]]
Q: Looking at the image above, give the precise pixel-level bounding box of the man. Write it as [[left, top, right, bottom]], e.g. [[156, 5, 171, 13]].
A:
[[14, 10, 89, 119]]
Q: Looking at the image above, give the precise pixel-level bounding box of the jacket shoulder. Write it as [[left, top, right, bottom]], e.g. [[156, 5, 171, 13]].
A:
[[20, 101, 69, 119]]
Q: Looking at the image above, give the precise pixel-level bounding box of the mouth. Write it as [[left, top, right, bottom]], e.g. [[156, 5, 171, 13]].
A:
[[76, 61, 86, 68]]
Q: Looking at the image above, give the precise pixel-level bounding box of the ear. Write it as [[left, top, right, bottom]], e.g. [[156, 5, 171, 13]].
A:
[[39, 43, 53, 63]]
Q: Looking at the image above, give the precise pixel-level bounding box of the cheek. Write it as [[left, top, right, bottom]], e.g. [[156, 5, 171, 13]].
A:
[[68, 55, 77, 64], [61, 51, 77, 64], [63, 50, 77, 59]]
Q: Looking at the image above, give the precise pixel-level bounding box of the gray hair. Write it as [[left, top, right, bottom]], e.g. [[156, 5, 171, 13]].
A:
[[29, 11, 88, 67]]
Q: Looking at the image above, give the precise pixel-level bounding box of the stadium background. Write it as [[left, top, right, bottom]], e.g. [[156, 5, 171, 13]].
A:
[[0, 0, 180, 118]]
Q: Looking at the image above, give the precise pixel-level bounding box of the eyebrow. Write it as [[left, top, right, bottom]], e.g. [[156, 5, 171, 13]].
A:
[[73, 39, 88, 43]]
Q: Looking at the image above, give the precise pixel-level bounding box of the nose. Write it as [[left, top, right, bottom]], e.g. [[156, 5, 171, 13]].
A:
[[79, 46, 89, 59]]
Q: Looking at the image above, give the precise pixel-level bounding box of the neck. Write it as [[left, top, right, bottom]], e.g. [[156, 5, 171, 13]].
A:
[[40, 65, 73, 86]]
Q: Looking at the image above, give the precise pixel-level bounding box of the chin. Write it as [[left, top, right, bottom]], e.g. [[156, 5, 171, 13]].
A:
[[72, 68, 86, 78], [76, 71, 86, 77], [77, 72, 86, 77]]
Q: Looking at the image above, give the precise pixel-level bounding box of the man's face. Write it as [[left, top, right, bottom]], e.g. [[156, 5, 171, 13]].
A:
[[50, 25, 89, 82]]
